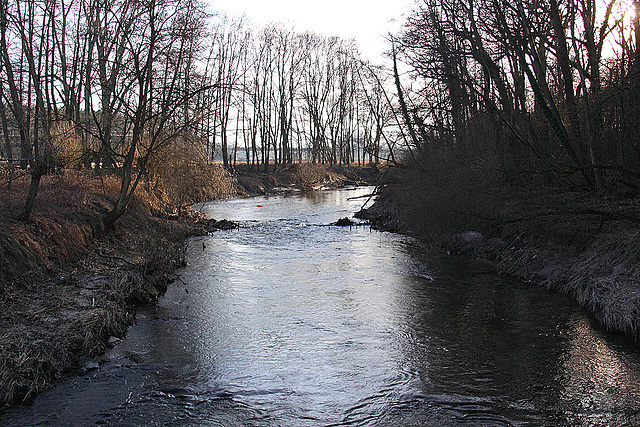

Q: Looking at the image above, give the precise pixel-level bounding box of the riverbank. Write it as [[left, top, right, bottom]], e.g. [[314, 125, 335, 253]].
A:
[[359, 168, 640, 341], [0, 163, 381, 410], [232, 163, 383, 196], [0, 173, 203, 410]]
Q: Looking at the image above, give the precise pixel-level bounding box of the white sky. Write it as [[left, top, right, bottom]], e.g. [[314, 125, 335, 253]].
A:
[[206, 1, 636, 61], [207, 0, 417, 61]]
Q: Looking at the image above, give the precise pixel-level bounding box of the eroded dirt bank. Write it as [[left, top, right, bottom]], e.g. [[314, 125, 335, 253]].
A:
[[359, 178, 640, 342], [0, 174, 203, 410]]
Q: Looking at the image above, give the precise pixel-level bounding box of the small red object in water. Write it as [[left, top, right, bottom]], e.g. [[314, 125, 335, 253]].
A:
[[256, 204, 263, 207]]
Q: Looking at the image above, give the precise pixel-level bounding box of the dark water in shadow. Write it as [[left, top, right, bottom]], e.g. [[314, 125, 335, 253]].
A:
[[3, 187, 640, 426]]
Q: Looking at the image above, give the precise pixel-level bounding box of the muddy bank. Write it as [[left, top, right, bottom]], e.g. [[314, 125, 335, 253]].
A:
[[0, 223, 191, 410], [0, 174, 209, 411], [359, 180, 640, 341]]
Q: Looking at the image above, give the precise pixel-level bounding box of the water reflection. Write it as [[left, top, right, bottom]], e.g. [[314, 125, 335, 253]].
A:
[[181, 225, 412, 423], [3, 187, 640, 426], [556, 316, 640, 425]]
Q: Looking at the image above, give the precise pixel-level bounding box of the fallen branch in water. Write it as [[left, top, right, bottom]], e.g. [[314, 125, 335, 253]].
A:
[[347, 192, 377, 200]]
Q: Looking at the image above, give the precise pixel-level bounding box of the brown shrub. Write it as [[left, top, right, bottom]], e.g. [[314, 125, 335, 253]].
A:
[[379, 144, 505, 237], [146, 141, 236, 212], [292, 163, 330, 186], [50, 121, 84, 169], [376, 142, 640, 339]]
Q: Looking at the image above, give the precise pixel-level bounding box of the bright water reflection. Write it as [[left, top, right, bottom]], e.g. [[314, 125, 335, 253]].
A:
[[3, 187, 640, 426]]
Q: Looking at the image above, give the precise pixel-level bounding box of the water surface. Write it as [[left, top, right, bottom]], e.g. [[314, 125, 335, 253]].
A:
[[3, 187, 640, 426]]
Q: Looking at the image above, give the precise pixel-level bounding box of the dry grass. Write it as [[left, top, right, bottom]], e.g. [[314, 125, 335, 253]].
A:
[[488, 226, 640, 339], [233, 163, 375, 195], [147, 147, 237, 212], [0, 173, 109, 286], [366, 146, 640, 341], [0, 170, 198, 410], [543, 229, 640, 337], [291, 163, 335, 187], [0, 330, 56, 406], [0, 162, 383, 409]]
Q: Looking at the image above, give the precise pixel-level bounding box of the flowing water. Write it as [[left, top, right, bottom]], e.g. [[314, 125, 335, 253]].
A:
[[4, 187, 640, 426]]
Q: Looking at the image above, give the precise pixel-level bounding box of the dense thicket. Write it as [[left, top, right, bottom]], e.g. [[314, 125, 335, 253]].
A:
[[395, 0, 639, 194], [0, 0, 393, 224], [366, 0, 640, 341]]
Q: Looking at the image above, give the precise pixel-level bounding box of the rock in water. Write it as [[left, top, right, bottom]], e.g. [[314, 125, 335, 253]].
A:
[[333, 217, 355, 226], [107, 336, 122, 348]]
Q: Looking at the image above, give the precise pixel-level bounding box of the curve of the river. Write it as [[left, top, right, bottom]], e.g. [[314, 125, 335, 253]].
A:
[[3, 187, 640, 426]]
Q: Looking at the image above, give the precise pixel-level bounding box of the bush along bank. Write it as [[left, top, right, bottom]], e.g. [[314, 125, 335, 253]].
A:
[[359, 166, 640, 342], [232, 163, 384, 196]]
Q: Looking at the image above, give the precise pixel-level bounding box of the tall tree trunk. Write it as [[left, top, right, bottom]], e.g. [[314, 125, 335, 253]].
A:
[[17, 162, 44, 221]]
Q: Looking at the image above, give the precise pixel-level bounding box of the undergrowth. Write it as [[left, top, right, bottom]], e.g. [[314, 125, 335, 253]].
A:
[[0, 163, 380, 409], [368, 145, 640, 341]]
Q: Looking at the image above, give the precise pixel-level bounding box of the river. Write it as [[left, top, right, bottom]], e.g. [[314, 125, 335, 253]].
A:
[[3, 186, 640, 426]]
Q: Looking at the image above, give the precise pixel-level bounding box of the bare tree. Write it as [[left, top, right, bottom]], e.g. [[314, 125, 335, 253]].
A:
[[100, 0, 210, 226], [395, 0, 639, 190], [0, 0, 57, 220], [208, 16, 248, 169]]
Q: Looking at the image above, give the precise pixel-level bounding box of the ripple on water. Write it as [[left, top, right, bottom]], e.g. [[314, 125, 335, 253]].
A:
[[4, 187, 640, 426]]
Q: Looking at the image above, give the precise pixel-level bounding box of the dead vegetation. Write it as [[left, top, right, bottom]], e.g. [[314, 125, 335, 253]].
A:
[[362, 150, 640, 341], [0, 164, 381, 411], [233, 163, 383, 196], [146, 141, 238, 212], [0, 172, 201, 410]]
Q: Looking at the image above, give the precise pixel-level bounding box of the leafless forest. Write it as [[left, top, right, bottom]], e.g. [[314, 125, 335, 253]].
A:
[[396, 0, 639, 193], [0, 0, 639, 225], [0, 0, 393, 224], [1, 0, 640, 411]]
